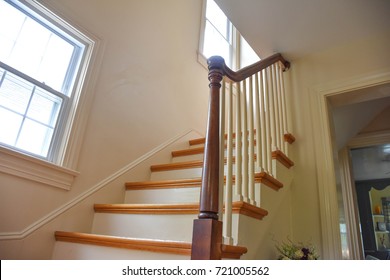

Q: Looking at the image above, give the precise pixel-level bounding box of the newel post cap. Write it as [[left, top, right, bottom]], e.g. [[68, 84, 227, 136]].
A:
[[207, 56, 225, 71]]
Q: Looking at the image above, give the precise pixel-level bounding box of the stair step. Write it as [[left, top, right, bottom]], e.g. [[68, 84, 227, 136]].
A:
[[94, 202, 268, 220], [189, 132, 295, 147], [158, 151, 293, 172], [189, 137, 205, 146], [272, 150, 294, 168], [127, 172, 283, 192], [126, 178, 202, 190], [151, 160, 203, 172], [171, 147, 205, 158], [92, 204, 196, 241], [94, 203, 199, 214], [54, 231, 247, 259], [55, 231, 191, 255]]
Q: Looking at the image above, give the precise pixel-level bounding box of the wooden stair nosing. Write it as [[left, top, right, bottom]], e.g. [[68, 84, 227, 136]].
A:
[[54, 231, 247, 259], [272, 149, 294, 169], [125, 172, 282, 192], [150, 160, 203, 172], [94, 201, 268, 220], [55, 231, 191, 256], [255, 172, 283, 191], [94, 203, 199, 215], [125, 178, 203, 190], [284, 133, 296, 144], [171, 146, 205, 158]]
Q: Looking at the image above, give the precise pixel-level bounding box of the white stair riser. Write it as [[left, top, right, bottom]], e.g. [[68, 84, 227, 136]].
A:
[[150, 168, 203, 181], [125, 182, 270, 207], [171, 147, 244, 163], [125, 187, 200, 204], [92, 213, 196, 242], [150, 165, 234, 181], [171, 154, 204, 163], [52, 241, 190, 260]]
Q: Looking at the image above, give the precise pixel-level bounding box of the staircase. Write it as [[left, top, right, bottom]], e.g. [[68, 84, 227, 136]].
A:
[[52, 53, 294, 260], [52, 133, 293, 259]]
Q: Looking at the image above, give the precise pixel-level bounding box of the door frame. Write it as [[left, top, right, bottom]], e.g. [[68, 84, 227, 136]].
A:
[[309, 68, 390, 259]]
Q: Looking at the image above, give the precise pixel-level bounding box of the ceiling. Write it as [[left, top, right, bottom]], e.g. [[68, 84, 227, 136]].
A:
[[215, 0, 390, 60]]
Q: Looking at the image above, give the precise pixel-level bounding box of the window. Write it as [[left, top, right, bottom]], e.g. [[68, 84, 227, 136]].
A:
[[199, 0, 259, 70], [0, 0, 92, 163]]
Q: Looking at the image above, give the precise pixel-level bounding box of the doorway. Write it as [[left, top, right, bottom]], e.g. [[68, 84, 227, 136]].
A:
[[327, 84, 390, 259], [351, 145, 390, 259]]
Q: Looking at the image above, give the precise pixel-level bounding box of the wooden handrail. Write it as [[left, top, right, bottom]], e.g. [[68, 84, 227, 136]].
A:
[[191, 53, 290, 260], [222, 53, 290, 82]]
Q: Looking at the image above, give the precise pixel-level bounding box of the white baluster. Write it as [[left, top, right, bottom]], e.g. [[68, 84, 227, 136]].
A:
[[270, 64, 279, 151], [247, 76, 255, 205], [224, 80, 234, 245], [263, 68, 273, 175], [278, 62, 289, 155], [274, 64, 283, 152], [235, 81, 243, 200], [254, 72, 263, 172], [219, 80, 226, 222], [260, 70, 268, 174], [241, 80, 249, 203]]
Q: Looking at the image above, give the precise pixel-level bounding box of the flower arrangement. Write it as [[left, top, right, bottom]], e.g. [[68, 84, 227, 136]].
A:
[[275, 238, 319, 260]]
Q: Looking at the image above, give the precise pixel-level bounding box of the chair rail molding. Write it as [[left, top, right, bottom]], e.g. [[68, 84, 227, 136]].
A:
[[0, 129, 198, 240]]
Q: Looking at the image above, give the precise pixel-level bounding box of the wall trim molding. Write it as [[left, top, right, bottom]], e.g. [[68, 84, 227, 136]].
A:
[[0, 147, 79, 190], [309, 68, 390, 259], [0, 129, 200, 240]]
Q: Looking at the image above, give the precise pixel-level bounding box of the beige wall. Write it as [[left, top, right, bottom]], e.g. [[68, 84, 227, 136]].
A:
[[287, 32, 390, 258], [0, 0, 209, 259]]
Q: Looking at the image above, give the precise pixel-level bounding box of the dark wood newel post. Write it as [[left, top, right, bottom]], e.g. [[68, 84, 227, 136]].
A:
[[191, 56, 225, 260]]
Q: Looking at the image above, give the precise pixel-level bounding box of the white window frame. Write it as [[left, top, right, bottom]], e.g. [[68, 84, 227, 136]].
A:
[[0, 0, 100, 190], [198, 0, 259, 71]]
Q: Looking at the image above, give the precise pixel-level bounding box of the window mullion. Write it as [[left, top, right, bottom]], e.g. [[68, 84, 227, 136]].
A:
[[14, 85, 36, 147]]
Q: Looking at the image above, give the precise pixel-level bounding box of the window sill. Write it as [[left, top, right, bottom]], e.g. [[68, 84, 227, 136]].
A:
[[0, 146, 79, 190]]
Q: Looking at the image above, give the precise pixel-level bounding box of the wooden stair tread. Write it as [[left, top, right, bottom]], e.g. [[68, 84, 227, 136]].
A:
[[171, 146, 205, 157], [151, 160, 203, 172], [55, 231, 192, 256], [55, 231, 247, 259], [126, 172, 283, 192], [94, 201, 268, 220], [94, 203, 200, 214], [153, 151, 293, 173], [126, 178, 203, 190]]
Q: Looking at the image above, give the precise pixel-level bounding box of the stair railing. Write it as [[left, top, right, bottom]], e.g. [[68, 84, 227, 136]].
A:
[[191, 53, 291, 260]]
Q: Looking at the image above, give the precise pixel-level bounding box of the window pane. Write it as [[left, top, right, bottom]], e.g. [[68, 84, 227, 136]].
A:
[[240, 36, 260, 68], [203, 21, 231, 66], [36, 34, 75, 92], [0, 107, 23, 146], [0, 1, 25, 59], [16, 118, 53, 157], [206, 0, 229, 40], [27, 88, 62, 126], [0, 71, 33, 114], [0, 0, 76, 95]]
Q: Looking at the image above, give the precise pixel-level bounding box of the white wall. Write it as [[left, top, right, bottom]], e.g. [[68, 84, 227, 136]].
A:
[[0, 0, 209, 259], [287, 32, 390, 258]]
